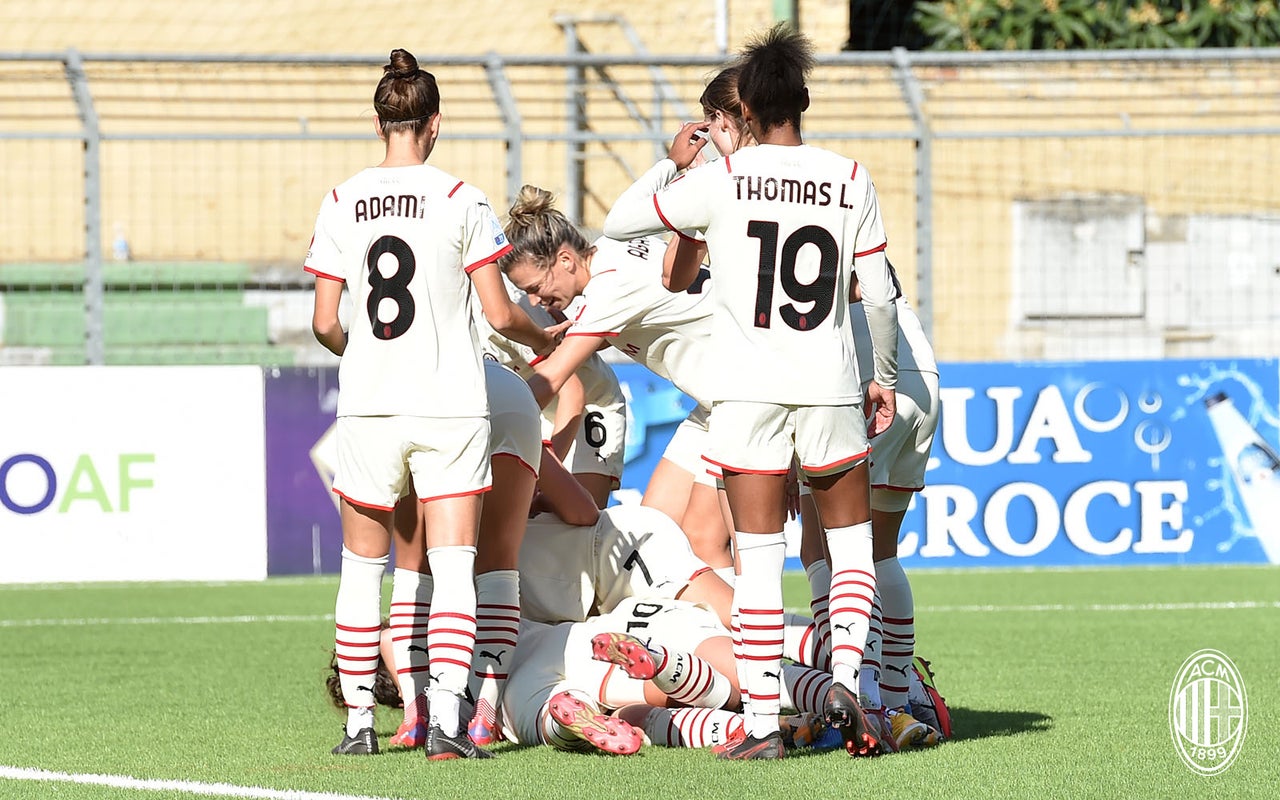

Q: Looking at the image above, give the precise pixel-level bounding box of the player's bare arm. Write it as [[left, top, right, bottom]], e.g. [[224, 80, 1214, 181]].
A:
[[311, 275, 346, 356], [525, 333, 604, 408], [662, 235, 706, 293], [547, 371, 586, 461], [471, 262, 560, 357]]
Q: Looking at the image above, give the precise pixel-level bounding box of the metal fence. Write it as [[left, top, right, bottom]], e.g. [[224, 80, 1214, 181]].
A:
[[2, 48, 1278, 367]]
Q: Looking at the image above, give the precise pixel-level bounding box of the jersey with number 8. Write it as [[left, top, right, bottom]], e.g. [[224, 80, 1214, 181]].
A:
[[304, 164, 512, 418], [607, 145, 897, 405]]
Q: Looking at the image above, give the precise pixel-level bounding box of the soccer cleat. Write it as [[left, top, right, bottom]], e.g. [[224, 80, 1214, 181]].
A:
[[824, 682, 883, 757], [715, 730, 785, 760], [389, 719, 427, 749], [426, 724, 493, 760], [909, 656, 953, 740], [887, 707, 942, 749], [331, 726, 378, 755], [861, 704, 900, 754], [709, 719, 747, 755], [547, 691, 643, 755], [590, 632, 658, 680], [779, 712, 827, 750], [468, 699, 503, 746]]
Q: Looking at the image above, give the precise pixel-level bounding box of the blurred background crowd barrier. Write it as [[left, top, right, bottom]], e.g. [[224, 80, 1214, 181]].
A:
[[3, 39, 1278, 368]]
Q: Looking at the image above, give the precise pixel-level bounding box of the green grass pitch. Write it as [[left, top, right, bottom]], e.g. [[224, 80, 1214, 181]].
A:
[[1, 565, 1276, 800]]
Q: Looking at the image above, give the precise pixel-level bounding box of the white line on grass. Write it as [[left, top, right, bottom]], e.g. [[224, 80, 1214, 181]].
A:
[[920, 600, 1280, 613], [780, 600, 1280, 615], [0, 766, 405, 800], [0, 614, 333, 628], [6, 600, 1280, 629]]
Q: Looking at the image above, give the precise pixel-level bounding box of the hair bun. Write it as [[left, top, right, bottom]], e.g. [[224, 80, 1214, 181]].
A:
[[385, 48, 420, 80], [507, 185, 557, 227]]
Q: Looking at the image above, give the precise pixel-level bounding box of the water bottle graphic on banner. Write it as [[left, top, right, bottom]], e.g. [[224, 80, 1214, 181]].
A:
[[1204, 392, 1280, 564]]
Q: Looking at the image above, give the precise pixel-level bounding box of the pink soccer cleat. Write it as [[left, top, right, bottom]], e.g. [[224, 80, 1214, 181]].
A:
[[546, 691, 643, 755], [590, 632, 658, 680], [389, 719, 427, 749]]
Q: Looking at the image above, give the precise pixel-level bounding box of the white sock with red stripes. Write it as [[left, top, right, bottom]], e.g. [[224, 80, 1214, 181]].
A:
[[469, 570, 520, 738], [859, 593, 884, 708], [804, 559, 833, 671], [731, 602, 748, 711], [389, 568, 432, 727], [643, 644, 732, 709], [824, 522, 876, 689], [641, 706, 744, 748], [334, 547, 389, 736], [425, 545, 478, 738], [782, 613, 826, 669], [876, 556, 915, 709], [734, 530, 786, 739], [780, 663, 832, 715]]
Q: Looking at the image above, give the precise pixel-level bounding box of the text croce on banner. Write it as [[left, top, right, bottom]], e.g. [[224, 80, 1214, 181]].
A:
[[898, 359, 1280, 568]]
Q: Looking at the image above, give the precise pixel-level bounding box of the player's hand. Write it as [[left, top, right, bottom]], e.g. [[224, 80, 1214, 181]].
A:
[[785, 463, 802, 521], [667, 121, 710, 170], [536, 320, 571, 358], [865, 381, 897, 438]]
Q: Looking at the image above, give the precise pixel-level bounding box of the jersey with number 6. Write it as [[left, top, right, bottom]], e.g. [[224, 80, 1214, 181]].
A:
[[603, 144, 899, 405], [304, 164, 512, 418]]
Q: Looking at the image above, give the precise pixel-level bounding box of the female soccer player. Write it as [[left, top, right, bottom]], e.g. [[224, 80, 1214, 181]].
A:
[[604, 26, 901, 759], [693, 63, 944, 751], [306, 49, 558, 760], [498, 186, 735, 578]]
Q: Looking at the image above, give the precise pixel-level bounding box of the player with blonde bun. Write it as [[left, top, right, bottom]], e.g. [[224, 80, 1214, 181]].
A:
[[499, 186, 734, 578]]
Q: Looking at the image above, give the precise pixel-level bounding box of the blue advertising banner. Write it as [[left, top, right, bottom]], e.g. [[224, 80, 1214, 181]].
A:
[[262, 358, 1279, 574], [900, 359, 1279, 568]]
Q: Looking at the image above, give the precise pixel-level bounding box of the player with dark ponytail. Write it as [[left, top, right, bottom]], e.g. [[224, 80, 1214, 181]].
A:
[[605, 24, 901, 760], [306, 48, 559, 760]]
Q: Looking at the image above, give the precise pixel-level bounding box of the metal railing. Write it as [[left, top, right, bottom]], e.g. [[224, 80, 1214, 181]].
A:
[[1, 48, 1278, 366]]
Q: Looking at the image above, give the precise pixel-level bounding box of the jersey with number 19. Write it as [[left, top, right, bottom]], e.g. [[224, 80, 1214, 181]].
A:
[[304, 164, 512, 418], [604, 144, 899, 406]]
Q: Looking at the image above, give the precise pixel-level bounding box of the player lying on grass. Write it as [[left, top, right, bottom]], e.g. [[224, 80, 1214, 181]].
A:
[[326, 596, 838, 755], [325, 596, 953, 754]]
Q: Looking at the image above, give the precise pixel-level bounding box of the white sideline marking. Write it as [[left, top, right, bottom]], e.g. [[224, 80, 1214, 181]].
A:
[[4, 600, 1280, 629], [0, 766, 405, 800], [784, 600, 1280, 615], [0, 614, 333, 628], [921, 600, 1280, 613]]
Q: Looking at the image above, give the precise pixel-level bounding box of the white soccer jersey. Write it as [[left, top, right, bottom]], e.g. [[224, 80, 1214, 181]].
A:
[[568, 234, 717, 408], [517, 504, 711, 624], [304, 165, 511, 418], [604, 144, 900, 404], [852, 294, 937, 380]]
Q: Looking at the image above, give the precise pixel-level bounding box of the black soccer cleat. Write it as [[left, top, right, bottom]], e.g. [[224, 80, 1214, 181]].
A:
[[331, 726, 378, 755], [425, 724, 493, 760], [715, 730, 785, 760], [824, 682, 883, 757]]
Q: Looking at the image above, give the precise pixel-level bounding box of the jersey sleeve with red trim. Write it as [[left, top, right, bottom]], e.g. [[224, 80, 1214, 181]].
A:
[[461, 191, 513, 274], [303, 191, 345, 282], [603, 159, 715, 242], [570, 270, 639, 337], [848, 167, 898, 390]]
